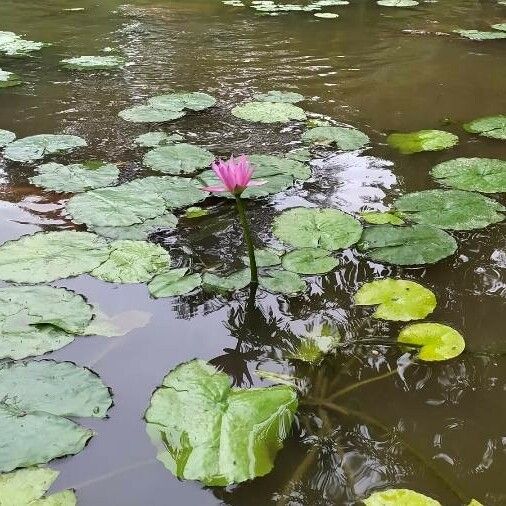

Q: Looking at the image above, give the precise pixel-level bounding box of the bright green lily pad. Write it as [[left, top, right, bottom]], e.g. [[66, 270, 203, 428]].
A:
[[431, 157, 506, 193], [398, 323, 465, 362], [463, 115, 506, 140], [361, 211, 405, 225], [144, 359, 297, 485], [282, 248, 338, 274], [454, 29, 506, 40], [203, 269, 251, 292], [148, 267, 202, 297], [354, 278, 436, 321], [377, 0, 419, 7], [0, 31, 46, 57], [273, 207, 363, 251], [134, 131, 183, 148], [91, 240, 170, 283], [0, 68, 22, 88], [31, 161, 119, 193], [0, 360, 111, 472], [259, 270, 306, 295], [60, 55, 125, 70], [364, 488, 441, 505], [0, 128, 16, 147], [302, 126, 370, 150], [184, 206, 209, 218], [231, 101, 307, 123], [387, 130, 458, 154], [0, 285, 94, 360], [0, 231, 110, 283], [143, 143, 214, 175], [118, 104, 186, 123], [394, 189, 505, 230], [358, 225, 457, 265], [242, 248, 283, 267], [0, 467, 76, 505], [253, 90, 304, 103], [4, 134, 87, 163], [289, 323, 341, 363], [148, 92, 216, 112]]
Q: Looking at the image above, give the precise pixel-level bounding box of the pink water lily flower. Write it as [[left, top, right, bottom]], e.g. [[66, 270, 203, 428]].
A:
[[203, 155, 266, 195]]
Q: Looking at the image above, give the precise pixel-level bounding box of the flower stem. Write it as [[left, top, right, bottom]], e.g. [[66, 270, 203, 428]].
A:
[[234, 194, 258, 285]]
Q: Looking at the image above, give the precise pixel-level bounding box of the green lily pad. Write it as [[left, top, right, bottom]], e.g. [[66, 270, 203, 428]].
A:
[[387, 130, 458, 154], [454, 29, 506, 40], [0, 285, 94, 360], [289, 323, 341, 363], [91, 240, 170, 283], [31, 161, 119, 193], [0, 231, 110, 283], [286, 147, 311, 162], [60, 55, 125, 70], [0, 128, 16, 147], [463, 115, 506, 140], [134, 131, 183, 148], [203, 269, 251, 292], [394, 189, 505, 230], [91, 212, 178, 240], [0, 467, 76, 505], [364, 488, 441, 505], [0, 360, 111, 472], [148, 92, 216, 112], [118, 104, 186, 123], [361, 211, 405, 225], [358, 225, 457, 265], [231, 101, 307, 123], [144, 359, 297, 485], [242, 248, 283, 267], [0, 31, 46, 57], [282, 248, 338, 274], [143, 143, 214, 175], [184, 206, 209, 218], [492, 23, 506, 32], [148, 268, 202, 297], [4, 134, 87, 163], [0, 68, 22, 88], [253, 90, 304, 103], [302, 126, 369, 150], [377, 0, 419, 7], [259, 270, 306, 294], [431, 157, 506, 193], [354, 278, 436, 321], [398, 323, 465, 362], [273, 207, 363, 251]]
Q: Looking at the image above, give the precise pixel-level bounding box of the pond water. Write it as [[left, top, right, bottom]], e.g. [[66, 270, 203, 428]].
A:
[[0, 0, 505, 504]]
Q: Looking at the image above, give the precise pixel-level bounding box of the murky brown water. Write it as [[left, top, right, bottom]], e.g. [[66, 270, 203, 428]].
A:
[[0, 0, 505, 504]]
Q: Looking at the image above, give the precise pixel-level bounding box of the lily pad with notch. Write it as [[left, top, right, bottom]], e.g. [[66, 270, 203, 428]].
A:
[[259, 269, 307, 295], [231, 101, 307, 123], [134, 131, 184, 148], [463, 115, 506, 140], [143, 143, 214, 175], [302, 126, 369, 150], [282, 248, 338, 274], [203, 269, 251, 292], [387, 130, 458, 154], [148, 268, 202, 297], [253, 90, 304, 103], [148, 92, 216, 112]]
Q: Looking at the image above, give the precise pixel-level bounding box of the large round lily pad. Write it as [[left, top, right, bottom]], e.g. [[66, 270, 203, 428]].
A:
[[253, 90, 304, 103], [148, 268, 202, 297], [90, 240, 170, 283], [60, 55, 125, 70], [4, 134, 87, 163], [454, 29, 506, 41], [0, 129, 16, 147], [203, 269, 251, 292], [354, 278, 436, 321], [231, 101, 307, 123], [118, 105, 186, 123], [358, 225, 457, 265], [259, 270, 306, 295], [273, 207, 363, 250], [0, 68, 22, 88], [31, 161, 119, 193], [431, 158, 506, 193], [361, 211, 404, 225], [0, 360, 112, 472], [282, 248, 338, 274], [145, 359, 297, 485], [0, 31, 46, 57], [394, 189, 505, 230], [364, 488, 441, 505], [398, 323, 465, 361], [242, 248, 283, 267], [387, 130, 458, 154], [463, 115, 506, 140], [0, 286, 94, 360], [143, 143, 214, 175], [134, 131, 183, 148], [0, 231, 110, 283], [148, 92, 216, 111], [302, 126, 370, 150]]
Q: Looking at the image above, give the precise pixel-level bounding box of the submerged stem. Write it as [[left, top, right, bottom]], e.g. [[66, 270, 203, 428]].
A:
[[235, 194, 258, 285]]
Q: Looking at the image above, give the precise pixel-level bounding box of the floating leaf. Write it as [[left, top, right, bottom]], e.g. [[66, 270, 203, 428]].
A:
[[134, 131, 183, 148], [273, 207, 363, 251], [0, 231, 109, 283], [387, 130, 458, 154], [354, 279, 436, 321], [0, 360, 111, 472], [203, 269, 251, 292], [0, 286, 94, 360], [377, 0, 419, 7], [118, 105, 185, 123], [144, 359, 297, 485], [0, 68, 22, 88], [253, 90, 304, 103], [302, 126, 369, 150], [242, 248, 283, 267], [361, 211, 405, 225], [60, 55, 125, 70], [286, 147, 311, 162], [148, 92, 216, 112], [431, 157, 506, 193], [148, 268, 202, 297], [398, 323, 465, 361], [4, 134, 87, 163], [0, 129, 16, 147], [184, 206, 209, 218], [0, 31, 46, 57], [0, 467, 76, 505], [363, 488, 441, 505], [231, 101, 306, 123], [282, 248, 338, 274], [463, 115, 506, 140], [358, 225, 457, 265], [394, 189, 505, 230], [289, 323, 341, 363], [31, 161, 119, 193], [259, 270, 306, 294], [143, 143, 214, 175], [454, 29, 506, 41], [91, 240, 170, 283]]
